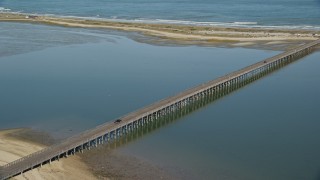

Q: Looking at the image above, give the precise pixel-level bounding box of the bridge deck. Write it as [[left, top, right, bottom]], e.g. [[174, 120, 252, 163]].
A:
[[1, 39, 319, 180]]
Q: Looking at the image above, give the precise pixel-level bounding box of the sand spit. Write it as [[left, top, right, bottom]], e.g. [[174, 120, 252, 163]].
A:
[[1, 12, 320, 50], [0, 129, 96, 180]]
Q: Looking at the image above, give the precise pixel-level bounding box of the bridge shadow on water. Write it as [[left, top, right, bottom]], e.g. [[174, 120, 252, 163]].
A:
[[90, 55, 302, 150], [70, 49, 316, 179], [2, 41, 318, 180]]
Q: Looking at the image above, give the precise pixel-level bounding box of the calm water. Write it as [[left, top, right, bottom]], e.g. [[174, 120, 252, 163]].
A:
[[1, 0, 320, 29], [119, 52, 320, 180], [0, 22, 320, 179], [0, 22, 278, 136]]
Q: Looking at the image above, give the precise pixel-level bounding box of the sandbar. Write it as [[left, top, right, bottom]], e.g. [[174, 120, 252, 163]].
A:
[[1, 12, 320, 50]]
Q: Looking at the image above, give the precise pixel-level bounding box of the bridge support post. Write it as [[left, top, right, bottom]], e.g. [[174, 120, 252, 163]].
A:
[[3, 40, 319, 179]]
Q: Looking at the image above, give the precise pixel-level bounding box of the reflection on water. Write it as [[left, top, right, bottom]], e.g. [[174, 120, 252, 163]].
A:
[[106, 94, 221, 150], [0, 23, 279, 138], [84, 49, 319, 179], [1, 22, 319, 180], [103, 59, 290, 149], [118, 52, 320, 180]]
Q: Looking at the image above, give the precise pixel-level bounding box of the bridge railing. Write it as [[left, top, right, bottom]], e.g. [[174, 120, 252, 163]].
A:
[[1, 39, 319, 180], [1, 42, 317, 173]]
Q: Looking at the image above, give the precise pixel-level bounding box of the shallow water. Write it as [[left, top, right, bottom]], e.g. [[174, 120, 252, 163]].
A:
[[1, 22, 319, 179]]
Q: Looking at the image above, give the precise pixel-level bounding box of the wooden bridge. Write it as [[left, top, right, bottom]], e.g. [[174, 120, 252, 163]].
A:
[[1, 39, 319, 180]]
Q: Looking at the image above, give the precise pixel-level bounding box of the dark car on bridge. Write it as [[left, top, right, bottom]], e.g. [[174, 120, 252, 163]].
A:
[[114, 119, 122, 123]]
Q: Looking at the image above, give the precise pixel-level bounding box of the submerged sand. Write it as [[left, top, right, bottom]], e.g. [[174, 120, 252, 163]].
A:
[[1, 12, 320, 50], [0, 129, 178, 179]]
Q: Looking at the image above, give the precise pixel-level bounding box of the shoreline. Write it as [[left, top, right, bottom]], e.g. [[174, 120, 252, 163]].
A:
[[0, 128, 96, 180], [1, 12, 320, 51], [0, 128, 178, 179]]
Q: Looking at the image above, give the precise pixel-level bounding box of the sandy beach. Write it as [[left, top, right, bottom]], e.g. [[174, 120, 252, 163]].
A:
[[0, 129, 97, 180], [1, 12, 319, 50], [0, 129, 178, 179]]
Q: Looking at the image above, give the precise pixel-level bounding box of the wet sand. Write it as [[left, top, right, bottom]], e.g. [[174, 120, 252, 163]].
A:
[[1, 12, 320, 51], [0, 129, 96, 180], [0, 129, 178, 179]]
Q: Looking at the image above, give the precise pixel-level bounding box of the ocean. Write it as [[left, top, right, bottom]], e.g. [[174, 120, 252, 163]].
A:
[[1, 0, 320, 29]]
